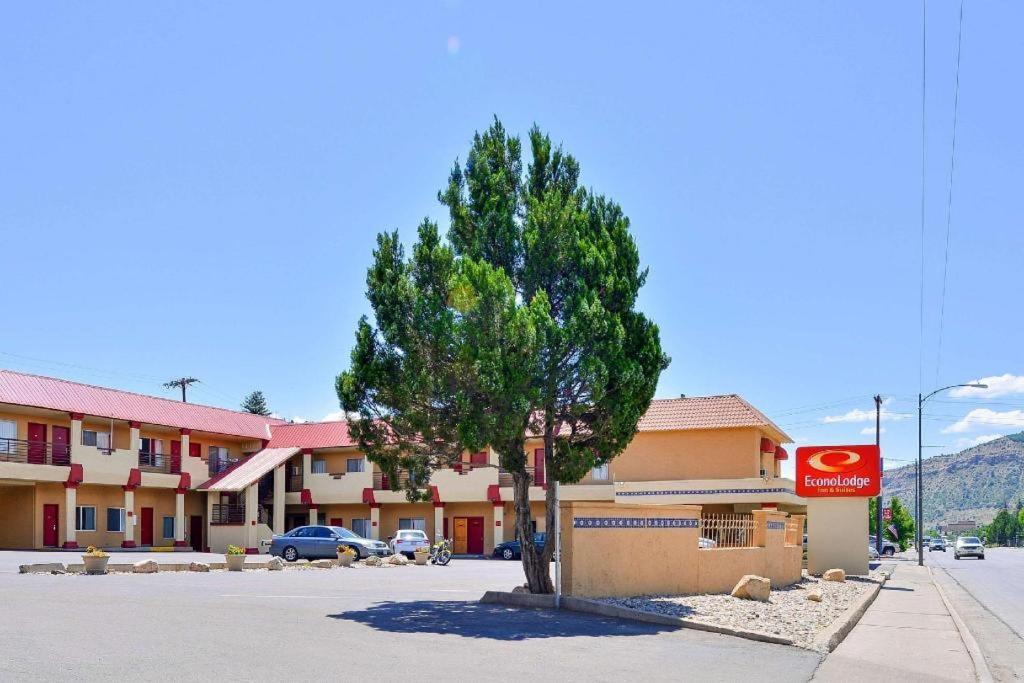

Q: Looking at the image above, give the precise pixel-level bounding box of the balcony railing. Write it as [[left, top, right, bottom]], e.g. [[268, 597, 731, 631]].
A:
[[210, 504, 245, 525], [372, 470, 430, 490], [138, 451, 181, 474], [209, 455, 239, 476], [498, 466, 542, 487], [0, 438, 71, 466], [286, 474, 304, 492]]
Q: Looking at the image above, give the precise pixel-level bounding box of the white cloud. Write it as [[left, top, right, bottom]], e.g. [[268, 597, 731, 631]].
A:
[[941, 408, 1024, 434], [322, 411, 345, 422], [290, 416, 308, 424], [859, 426, 886, 435], [948, 374, 1024, 398], [823, 399, 908, 424]]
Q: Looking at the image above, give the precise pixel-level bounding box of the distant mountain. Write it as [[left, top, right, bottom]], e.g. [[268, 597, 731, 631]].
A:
[[882, 432, 1024, 527]]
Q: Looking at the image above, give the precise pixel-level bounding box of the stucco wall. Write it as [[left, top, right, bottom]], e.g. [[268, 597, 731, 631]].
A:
[[0, 485, 35, 548], [603, 429, 764, 482]]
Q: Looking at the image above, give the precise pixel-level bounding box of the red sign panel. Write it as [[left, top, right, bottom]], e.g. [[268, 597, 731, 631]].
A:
[[795, 445, 881, 498], [882, 507, 892, 521]]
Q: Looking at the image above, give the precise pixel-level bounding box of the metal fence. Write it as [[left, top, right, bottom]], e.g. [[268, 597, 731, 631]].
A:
[[699, 513, 756, 548], [0, 438, 71, 466]]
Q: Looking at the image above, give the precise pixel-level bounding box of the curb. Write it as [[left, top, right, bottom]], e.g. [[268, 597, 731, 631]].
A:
[[809, 571, 888, 653], [929, 567, 994, 683], [479, 591, 793, 646], [20, 561, 274, 573]]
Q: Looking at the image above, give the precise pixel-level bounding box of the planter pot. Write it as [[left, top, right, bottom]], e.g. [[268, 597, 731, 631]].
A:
[[336, 553, 354, 567], [225, 554, 245, 571], [414, 552, 429, 566], [82, 555, 109, 575]]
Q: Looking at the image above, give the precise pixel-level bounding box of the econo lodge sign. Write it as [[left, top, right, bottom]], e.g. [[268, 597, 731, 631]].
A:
[[795, 445, 880, 498]]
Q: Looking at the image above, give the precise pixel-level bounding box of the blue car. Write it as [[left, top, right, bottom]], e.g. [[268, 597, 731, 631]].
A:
[[493, 532, 546, 560], [269, 525, 390, 562]]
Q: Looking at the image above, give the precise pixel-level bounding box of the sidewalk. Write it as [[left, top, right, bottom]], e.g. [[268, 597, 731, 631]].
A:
[[814, 563, 979, 682]]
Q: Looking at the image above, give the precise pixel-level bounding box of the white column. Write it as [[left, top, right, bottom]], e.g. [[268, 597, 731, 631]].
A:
[[493, 504, 504, 547], [63, 485, 78, 549], [302, 449, 312, 480], [122, 488, 136, 548], [434, 505, 445, 542], [370, 506, 380, 540], [129, 422, 141, 452], [273, 464, 286, 534], [69, 414, 83, 460], [308, 506, 318, 526], [244, 483, 258, 552], [180, 430, 191, 457], [174, 490, 186, 546]]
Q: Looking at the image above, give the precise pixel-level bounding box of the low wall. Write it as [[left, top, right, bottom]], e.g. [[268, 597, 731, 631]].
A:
[[560, 502, 803, 598]]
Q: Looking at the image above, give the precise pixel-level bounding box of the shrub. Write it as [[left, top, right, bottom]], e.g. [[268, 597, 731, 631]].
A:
[[226, 544, 246, 556], [337, 545, 357, 556], [83, 545, 108, 558]]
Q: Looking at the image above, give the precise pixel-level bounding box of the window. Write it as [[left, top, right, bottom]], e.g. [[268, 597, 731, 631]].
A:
[[312, 527, 333, 538], [107, 507, 126, 533], [141, 438, 163, 454], [75, 506, 96, 532], [398, 518, 426, 532], [83, 430, 111, 450], [163, 516, 175, 539], [591, 463, 609, 481], [346, 458, 365, 473], [0, 419, 15, 454], [351, 518, 371, 538], [311, 459, 327, 474]]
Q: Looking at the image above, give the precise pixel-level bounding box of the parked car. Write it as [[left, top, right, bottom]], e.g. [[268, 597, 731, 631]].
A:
[[868, 535, 898, 556], [928, 537, 947, 552], [493, 533, 546, 560], [954, 536, 985, 560], [390, 529, 430, 558], [868, 544, 880, 559], [269, 525, 390, 562], [699, 537, 717, 549]]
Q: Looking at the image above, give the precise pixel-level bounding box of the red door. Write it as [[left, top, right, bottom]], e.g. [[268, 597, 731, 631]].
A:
[[470, 451, 488, 466], [330, 517, 344, 527], [533, 448, 546, 487], [189, 515, 203, 552], [189, 442, 201, 458], [170, 440, 182, 474], [140, 507, 154, 546], [42, 504, 59, 547], [52, 426, 70, 465], [467, 517, 484, 555], [27, 423, 47, 464]]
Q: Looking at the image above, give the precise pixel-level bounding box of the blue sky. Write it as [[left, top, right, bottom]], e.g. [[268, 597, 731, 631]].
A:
[[2, 2, 1022, 478]]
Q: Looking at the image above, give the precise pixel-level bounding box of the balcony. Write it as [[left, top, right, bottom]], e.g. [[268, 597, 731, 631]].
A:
[[372, 470, 429, 490], [498, 466, 543, 487], [286, 474, 304, 492], [209, 455, 239, 476], [210, 504, 245, 525], [138, 450, 181, 475], [0, 438, 71, 467]]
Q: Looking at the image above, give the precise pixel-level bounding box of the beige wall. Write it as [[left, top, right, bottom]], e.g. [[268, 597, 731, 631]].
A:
[[0, 485, 35, 548], [609, 429, 764, 482], [807, 497, 869, 575]]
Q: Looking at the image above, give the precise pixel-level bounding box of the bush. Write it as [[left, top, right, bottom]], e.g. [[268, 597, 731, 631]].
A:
[[226, 545, 246, 556]]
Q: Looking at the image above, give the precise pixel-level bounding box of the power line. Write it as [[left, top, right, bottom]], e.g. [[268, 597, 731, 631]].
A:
[[935, 0, 965, 386]]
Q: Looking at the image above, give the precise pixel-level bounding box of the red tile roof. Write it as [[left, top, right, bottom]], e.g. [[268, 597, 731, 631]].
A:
[[637, 395, 791, 442], [0, 369, 285, 440], [266, 421, 357, 449]]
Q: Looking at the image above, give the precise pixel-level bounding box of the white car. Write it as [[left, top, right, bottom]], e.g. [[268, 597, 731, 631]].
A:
[[390, 529, 430, 558], [954, 536, 985, 560]]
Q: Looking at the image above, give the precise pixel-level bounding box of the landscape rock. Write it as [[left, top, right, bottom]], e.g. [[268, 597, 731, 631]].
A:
[[806, 588, 823, 602], [386, 553, 409, 566], [19, 563, 66, 574], [267, 557, 285, 571], [512, 585, 530, 594], [311, 559, 335, 569], [188, 562, 210, 573], [823, 568, 846, 583], [363, 556, 383, 567], [730, 574, 771, 601], [133, 560, 159, 574]]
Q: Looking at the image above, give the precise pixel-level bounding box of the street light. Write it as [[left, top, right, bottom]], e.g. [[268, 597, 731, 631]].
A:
[[917, 383, 988, 566]]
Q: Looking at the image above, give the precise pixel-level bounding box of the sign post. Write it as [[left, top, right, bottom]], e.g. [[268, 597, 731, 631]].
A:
[[797, 445, 881, 576]]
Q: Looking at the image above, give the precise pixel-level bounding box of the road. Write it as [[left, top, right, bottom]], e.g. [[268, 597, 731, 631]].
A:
[[0, 555, 821, 682]]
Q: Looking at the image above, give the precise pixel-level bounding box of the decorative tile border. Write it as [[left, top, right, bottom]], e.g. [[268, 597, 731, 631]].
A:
[[617, 487, 794, 497], [573, 517, 699, 529], [766, 521, 786, 530]]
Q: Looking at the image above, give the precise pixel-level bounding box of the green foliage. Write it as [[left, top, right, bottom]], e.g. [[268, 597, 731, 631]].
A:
[[338, 119, 668, 590], [868, 497, 917, 548], [984, 508, 1021, 546], [241, 390, 271, 416], [225, 545, 245, 556]]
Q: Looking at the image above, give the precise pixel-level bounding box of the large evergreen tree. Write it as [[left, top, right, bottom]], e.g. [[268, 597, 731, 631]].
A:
[[338, 119, 668, 592], [241, 390, 271, 416]]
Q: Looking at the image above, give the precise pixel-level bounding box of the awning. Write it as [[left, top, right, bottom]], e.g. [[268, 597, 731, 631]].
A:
[[198, 447, 299, 492]]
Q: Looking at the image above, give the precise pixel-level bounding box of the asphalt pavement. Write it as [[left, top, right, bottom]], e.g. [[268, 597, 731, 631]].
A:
[[0, 554, 821, 682]]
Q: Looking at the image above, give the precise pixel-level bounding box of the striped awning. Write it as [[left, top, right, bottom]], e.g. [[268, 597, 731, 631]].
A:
[[199, 447, 299, 492]]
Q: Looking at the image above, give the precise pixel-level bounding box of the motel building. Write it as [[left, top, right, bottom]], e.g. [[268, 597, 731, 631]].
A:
[[0, 369, 805, 554]]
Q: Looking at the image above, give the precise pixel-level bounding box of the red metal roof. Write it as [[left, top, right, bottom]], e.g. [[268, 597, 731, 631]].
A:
[[266, 421, 357, 449], [0, 369, 285, 440]]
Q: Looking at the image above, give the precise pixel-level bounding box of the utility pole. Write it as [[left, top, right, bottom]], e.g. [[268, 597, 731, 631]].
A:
[[163, 377, 200, 403], [874, 395, 883, 555]]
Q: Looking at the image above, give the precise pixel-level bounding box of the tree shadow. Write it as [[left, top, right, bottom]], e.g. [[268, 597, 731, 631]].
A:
[[327, 600, 675, 640]]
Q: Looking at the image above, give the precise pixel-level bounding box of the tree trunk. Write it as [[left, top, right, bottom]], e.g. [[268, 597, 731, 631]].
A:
[[514, 470, 553, 593]]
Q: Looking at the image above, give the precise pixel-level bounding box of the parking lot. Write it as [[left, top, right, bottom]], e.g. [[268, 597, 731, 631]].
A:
[[0, 552, 821, 682]]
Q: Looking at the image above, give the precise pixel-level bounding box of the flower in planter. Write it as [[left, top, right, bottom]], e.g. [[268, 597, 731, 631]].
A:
[[337, 545, 357, 557], [226, 544, 246, 556], [83, 545, 108, 558]]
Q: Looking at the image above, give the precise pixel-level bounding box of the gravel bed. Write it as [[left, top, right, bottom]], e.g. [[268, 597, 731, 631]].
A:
[[600, 570, 884, 651]]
